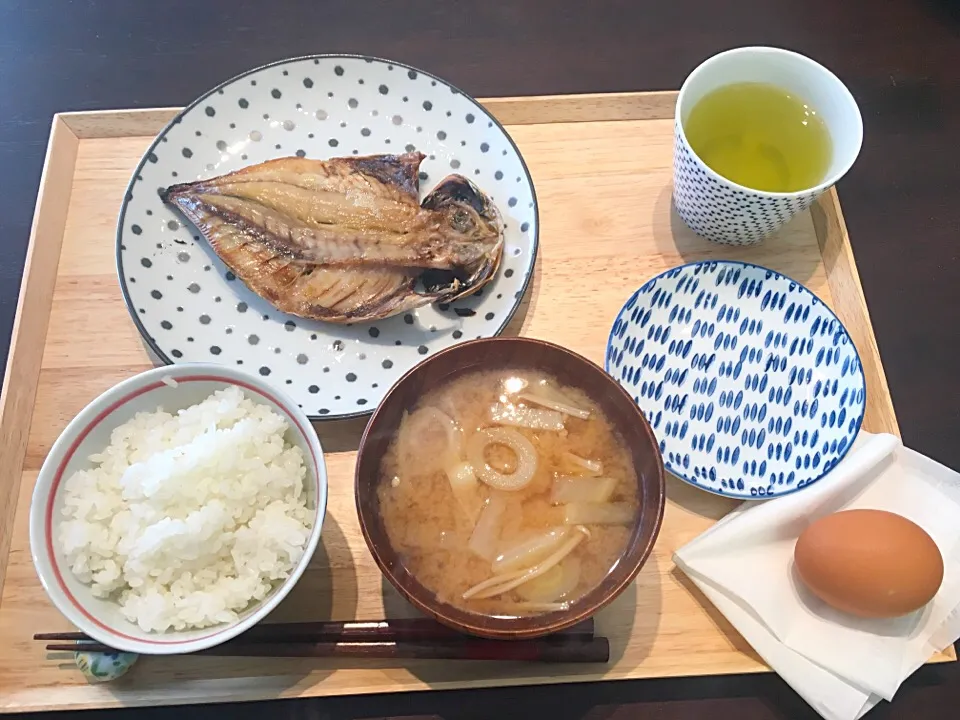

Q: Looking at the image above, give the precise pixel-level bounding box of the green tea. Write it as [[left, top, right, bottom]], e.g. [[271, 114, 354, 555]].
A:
[[684, 82, 832, 192]]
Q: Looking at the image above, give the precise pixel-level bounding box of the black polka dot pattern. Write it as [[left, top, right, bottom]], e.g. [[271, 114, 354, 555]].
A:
[[117, 54, 536, 420], [673, 123, 819, 245]]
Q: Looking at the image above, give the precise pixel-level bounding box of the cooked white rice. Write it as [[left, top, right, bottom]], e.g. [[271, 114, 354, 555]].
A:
[[58, 386, 313, 633]]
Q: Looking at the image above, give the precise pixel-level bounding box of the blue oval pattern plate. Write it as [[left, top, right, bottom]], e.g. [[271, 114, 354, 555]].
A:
[[605, 260, 866, 499]]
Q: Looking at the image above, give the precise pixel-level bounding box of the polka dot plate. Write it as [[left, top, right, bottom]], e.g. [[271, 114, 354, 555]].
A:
[[605, 260, 866, 499], [117, 55, 538, 419]]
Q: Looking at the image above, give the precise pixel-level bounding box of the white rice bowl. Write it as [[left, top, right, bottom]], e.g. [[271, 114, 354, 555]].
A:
[[30, 365, 326, 655]]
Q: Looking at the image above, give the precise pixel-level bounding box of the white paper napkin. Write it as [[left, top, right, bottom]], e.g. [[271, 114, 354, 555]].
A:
[[674, 432, 960, 720]]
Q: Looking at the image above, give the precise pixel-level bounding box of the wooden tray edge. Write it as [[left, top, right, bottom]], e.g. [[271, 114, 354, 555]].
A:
[[55, 91, 679, 138], [814, 193, 951, 663], [0, 660, 772, 714], [0, 116, 79, 596]]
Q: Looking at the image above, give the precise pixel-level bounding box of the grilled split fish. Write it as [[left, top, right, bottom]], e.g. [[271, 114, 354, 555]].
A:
[[162, 152, 503, 323]]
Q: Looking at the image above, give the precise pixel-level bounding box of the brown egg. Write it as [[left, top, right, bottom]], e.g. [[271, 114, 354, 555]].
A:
[[794, 509, 943, 618]]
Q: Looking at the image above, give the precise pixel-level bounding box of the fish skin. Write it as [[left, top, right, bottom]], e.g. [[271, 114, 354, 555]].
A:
[[163, 152, 503, 323]]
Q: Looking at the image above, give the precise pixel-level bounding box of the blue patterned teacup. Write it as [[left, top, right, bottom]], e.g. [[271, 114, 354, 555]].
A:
[[673, 47, 862, 245]]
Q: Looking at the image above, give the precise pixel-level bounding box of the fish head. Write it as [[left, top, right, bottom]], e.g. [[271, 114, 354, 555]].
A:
[[421, 175, 503, 244], [419, 175, 504, 303]]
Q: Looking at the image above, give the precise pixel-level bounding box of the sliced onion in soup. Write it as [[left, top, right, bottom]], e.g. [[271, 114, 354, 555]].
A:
[[468, 493, 507, 561], [446, 461, 482, 526], [560, 452, 603, 476], [528, 377, 576, 404], [516, 556, 581, 603], [518, 392, 591, 420], [489, 403, 564, 431], [467, 427, 538, 491], [463, 526, 590, 600], [563, 502, 635, 525], [397, 406, 462, 475], [492, 527, 570, 574], [550, 476, 618, 504]]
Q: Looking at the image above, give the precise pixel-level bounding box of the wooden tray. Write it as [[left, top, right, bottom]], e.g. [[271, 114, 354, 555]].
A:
[[0, 91, 951, 713]]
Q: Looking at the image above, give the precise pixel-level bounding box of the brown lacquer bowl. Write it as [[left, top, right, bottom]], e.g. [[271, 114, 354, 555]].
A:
[[355, 337, 666, 640]]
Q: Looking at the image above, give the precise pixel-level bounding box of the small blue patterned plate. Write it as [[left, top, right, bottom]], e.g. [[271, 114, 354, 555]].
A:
[[606, 260, 866, 499]]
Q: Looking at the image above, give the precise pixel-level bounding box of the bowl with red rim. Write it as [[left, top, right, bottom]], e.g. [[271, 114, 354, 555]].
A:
[[28, 364, 327, 655]]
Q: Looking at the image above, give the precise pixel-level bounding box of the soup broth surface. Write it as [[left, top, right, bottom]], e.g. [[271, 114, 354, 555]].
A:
[[377, 369, 640, 617]]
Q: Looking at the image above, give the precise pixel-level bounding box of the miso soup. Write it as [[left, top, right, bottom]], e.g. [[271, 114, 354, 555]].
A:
[[377, 369, 640, 617]]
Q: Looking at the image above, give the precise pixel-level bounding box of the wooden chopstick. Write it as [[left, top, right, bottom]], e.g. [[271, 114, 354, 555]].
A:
[[44, 637, 609, 663], [35, 616, 594, 645], [38, 618, 604, 663]]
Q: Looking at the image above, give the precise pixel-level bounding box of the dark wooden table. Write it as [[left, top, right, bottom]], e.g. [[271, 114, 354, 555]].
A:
[[2, 1, 958, 718]]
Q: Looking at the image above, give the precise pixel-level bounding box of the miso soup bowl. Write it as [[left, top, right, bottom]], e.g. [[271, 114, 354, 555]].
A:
[[355, 337, 666, 640]]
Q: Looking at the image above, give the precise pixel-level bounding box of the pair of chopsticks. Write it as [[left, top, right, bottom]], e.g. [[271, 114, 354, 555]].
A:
[[37, 617, 608, 663]]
